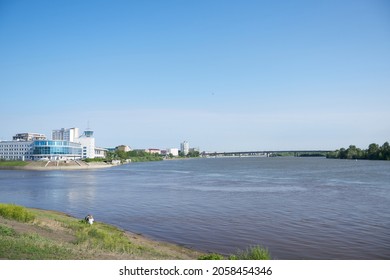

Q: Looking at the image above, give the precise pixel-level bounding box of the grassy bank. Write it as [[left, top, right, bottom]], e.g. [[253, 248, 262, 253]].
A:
[[0, 203, 202, 260], [0, 160, 29, 167], [0, 203, 271, 260]]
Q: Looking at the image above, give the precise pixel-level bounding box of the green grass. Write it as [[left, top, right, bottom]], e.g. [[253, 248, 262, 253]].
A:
[[199, 245, 271, 260], [0, 222, 73, 259], [72, 221, 137, 253], [0, 206, 140, 259], [0, 160, 29, 167], [40, 213, 148, 255], [230, 245, 271, 260], [0, 204, 201, 259], [198, 253, 225, 260], [0, 224, 17, 237], [0, 204, 36, 222], [0, 232, 75, 260]]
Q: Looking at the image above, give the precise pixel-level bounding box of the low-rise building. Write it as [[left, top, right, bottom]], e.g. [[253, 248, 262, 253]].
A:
[[94, 147, 108, 158], [146, 148, 161, 155], [116, 145, 132, 152], [167, 148, 179, 157], [12, 133, 46, 141], [0, 141, 34, 161]]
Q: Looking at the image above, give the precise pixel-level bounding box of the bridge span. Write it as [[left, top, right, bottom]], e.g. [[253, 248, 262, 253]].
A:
[[202, 150, 332, 158]]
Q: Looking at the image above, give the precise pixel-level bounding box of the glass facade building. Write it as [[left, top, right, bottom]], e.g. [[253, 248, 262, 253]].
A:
[[32, 141, 82, 160]]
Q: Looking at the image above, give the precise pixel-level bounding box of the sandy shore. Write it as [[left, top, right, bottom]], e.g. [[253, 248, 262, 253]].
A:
[[0, 160, 116, 171]]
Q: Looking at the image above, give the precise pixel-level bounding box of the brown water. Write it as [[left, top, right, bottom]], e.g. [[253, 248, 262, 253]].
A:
[[1, 157, 389, 259]]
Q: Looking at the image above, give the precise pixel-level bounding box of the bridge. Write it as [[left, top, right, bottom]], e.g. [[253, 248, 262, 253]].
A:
[[202, 150, 332, 158]]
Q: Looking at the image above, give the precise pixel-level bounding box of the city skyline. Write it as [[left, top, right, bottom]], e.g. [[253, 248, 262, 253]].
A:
[[0, 127, 189, 152], [1, 1, 389, 152]]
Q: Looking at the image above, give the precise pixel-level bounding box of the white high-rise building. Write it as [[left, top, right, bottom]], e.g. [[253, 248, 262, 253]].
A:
[[78, 129, 95, 159], [52, 128, 79, 142], [52, 127, 106, 159], [180, 141, 189, 156]]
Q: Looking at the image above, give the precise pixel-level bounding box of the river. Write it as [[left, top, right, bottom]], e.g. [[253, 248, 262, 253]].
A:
[[1, 157, 389, 259]]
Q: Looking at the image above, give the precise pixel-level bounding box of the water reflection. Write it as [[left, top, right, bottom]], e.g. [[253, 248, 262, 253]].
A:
[[66, 173, 98, 207]]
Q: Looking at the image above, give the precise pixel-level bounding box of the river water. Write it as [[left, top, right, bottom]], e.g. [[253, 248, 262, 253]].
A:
[[0, 157, 389, 259]]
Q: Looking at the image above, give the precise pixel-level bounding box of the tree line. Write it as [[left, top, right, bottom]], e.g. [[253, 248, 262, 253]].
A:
[[326, 142, 390, 160], [83, 150, 163, 163], [107, 150, 163, 162], [84, 149, 201, 163]]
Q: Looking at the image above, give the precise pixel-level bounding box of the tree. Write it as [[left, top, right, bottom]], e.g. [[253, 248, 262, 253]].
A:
[[346, 145, 358, 159], [188, 150, 200, 157], [339, 148, 347, 159], [367, 143, 379, 160], [381, 142, 390, 160], [327, 142, 390, 160]]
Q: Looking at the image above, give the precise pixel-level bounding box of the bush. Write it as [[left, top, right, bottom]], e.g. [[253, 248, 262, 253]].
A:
[[83, 158, 106, 163], [75, 224, 134, 253], [0, 204, 36, 222], [229, 245, 271, 260], [199, 245, 271, 260], [0, 224, 17, 237], [198, 253, 225, 260]]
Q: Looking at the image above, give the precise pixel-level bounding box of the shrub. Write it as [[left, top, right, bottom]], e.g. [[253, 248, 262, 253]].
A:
[[84, 158, 106, 163], [229, 245, 271, 260], [199, 245, 271, 260], [198, 253, 225, 260], [75, 224, 135, 253], [0, 204, 36, 222], [0, 224, 17, 237]]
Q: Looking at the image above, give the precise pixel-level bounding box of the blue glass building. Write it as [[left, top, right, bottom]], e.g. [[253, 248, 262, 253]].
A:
[[32, 140, 82, 160]]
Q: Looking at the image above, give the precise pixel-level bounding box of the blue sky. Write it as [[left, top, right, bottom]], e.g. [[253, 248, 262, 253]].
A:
[[1, 0, 389, 151]]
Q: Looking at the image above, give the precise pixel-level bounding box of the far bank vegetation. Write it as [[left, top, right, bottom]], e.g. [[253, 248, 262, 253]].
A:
[[85, 149, 200, 164], [84, 150, 163, 163], [327, 142, 390, 160]]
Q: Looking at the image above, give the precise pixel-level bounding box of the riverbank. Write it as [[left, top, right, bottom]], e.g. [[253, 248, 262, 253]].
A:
[[0, 204, 203, 260], [0, 160, 115, 171]]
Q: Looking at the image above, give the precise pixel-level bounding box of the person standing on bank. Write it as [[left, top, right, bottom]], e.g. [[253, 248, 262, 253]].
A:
[[85, 214, 94, 225]]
